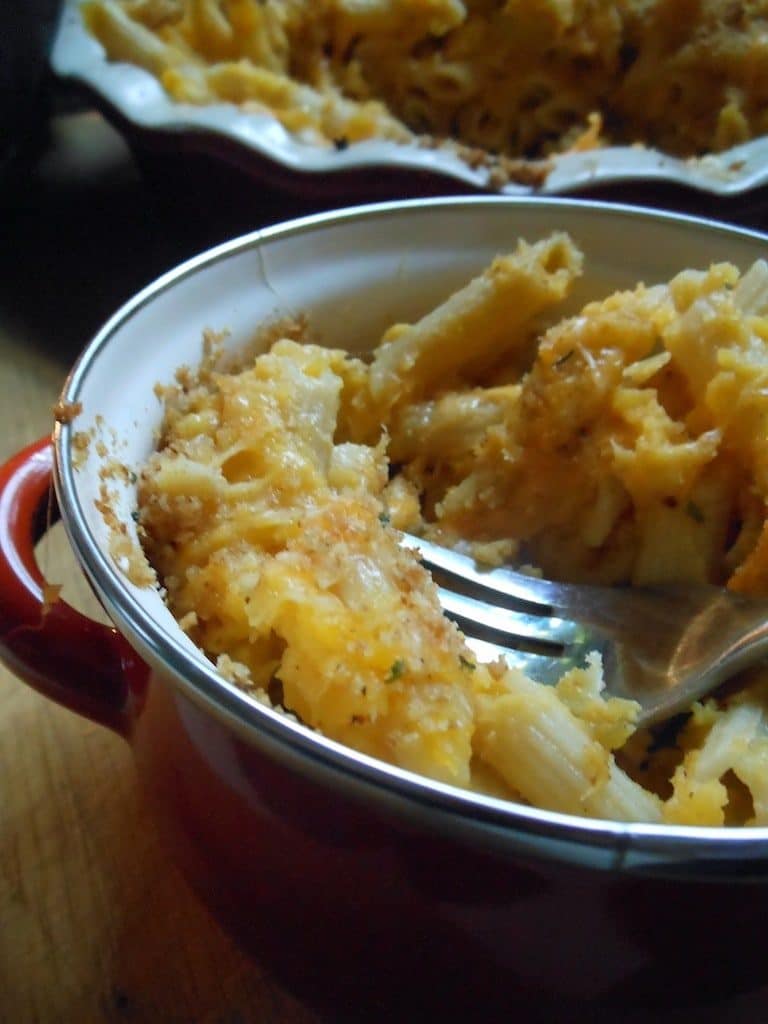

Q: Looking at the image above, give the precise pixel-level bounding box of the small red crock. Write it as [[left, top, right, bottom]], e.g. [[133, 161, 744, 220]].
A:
[[3, 199, 768, 1020]]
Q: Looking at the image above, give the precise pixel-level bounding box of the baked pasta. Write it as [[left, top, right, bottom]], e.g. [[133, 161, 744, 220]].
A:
[[137, 232, 768, 826], [83, 0, 768, 173]]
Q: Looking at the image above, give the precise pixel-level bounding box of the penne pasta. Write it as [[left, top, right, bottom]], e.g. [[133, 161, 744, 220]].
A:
[[83, 0, 768, 171], [133, 233, 768, 825]]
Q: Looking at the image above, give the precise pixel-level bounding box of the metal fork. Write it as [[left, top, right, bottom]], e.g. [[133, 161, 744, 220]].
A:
[[405, 533, 768, 728]]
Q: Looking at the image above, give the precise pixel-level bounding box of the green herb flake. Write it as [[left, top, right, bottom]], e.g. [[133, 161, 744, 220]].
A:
[[130, 509, 140, 523], [128, 470, 138, 484], [378, 511, 391, 525], [386, 658, 406, 682], [685, 500, 705, 524], [459, 655, 476, 672], [554, 349, 575, 368]]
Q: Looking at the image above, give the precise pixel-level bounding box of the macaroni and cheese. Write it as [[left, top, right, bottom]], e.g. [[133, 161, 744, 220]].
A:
[[83, 0, 768, 178], [137, 233, 768, 826]]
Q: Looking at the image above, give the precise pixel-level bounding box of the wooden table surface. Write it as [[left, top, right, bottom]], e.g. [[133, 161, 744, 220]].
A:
[[4, 107, 768, 1024]]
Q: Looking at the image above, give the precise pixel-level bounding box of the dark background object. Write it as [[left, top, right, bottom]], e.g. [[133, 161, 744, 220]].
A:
[[0, 0, 63, 185]]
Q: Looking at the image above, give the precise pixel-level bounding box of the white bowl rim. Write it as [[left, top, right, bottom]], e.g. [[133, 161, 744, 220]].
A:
[[53, 195, 768, 877]]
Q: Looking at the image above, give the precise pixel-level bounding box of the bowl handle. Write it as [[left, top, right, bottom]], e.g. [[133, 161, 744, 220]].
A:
[[0, 437, 148, 737]]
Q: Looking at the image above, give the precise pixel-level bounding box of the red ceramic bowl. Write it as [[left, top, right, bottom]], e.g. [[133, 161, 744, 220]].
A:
[[3, 198, 768, 1020]]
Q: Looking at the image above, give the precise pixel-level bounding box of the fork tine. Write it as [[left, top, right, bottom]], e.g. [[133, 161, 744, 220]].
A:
[[411, 534, 610, 688], [436, 586, 581, 647], [462, 635, 575, 686], [406, 533, 568, 610]]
